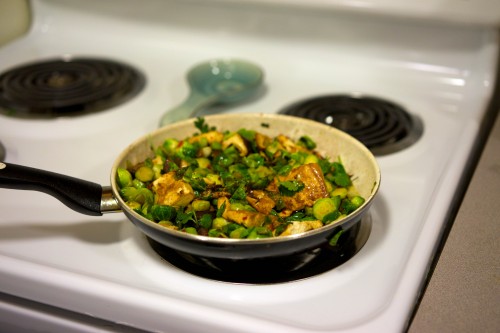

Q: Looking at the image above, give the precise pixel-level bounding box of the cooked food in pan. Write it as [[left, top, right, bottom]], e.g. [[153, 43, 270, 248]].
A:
[[117, 118, 365, 239]]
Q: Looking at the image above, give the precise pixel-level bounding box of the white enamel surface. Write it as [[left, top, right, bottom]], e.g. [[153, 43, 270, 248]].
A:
[[0, 1, 498, 332], [212, 0, 500, 26]]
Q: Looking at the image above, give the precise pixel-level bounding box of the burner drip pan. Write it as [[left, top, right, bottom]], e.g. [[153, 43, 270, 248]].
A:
[[0, 57, 145, 118], [279, 95, 423, 155], [148, 215, 371, 284]]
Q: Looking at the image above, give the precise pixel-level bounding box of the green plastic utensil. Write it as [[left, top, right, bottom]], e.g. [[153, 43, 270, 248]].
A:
[[159, 59, 264, 127]]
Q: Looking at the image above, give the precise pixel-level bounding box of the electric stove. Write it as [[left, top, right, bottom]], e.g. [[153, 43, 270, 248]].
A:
[[0, 1, 498, 332]]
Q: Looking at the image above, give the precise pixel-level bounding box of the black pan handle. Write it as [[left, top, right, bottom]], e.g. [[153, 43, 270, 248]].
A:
[[0, 162, 103, 216]]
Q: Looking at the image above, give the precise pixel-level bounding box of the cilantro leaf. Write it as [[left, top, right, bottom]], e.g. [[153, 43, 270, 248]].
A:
[[279, 180, 305, 196], [194, 117, 214, 133], [175, 210, 196, 226], [331, 162, 352, 187]]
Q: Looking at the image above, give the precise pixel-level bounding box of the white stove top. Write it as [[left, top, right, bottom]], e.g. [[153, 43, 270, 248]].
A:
[[0, 1, 498, 332]]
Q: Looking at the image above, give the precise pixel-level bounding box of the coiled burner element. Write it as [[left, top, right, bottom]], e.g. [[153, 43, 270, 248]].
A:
[[0, 57, 145, 118], [279, 95, 423, 155]]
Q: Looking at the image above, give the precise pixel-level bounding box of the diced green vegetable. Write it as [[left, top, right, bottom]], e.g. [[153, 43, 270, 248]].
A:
[[208, 229, 225, 237], [151, 205, 177, 221], [242, 153, 264, 168], [237, 128, 256, 142], [247, 227, 271, 239], [120, 187, 154, 205], [223, 223, 241, 235], [132, 179, 146, 189], [116, 168, 133, 188], [304, 154, 319, 165], [340, 197, 363, 214], [298, 135, 317, 150], [323, 210, 342, 224], [196, 157, 211, 169], [229, 226, 249, 239], [339, 195, 365, 214], [200, 146, 212, 157], [192, 199, 211, 211], [211, 141, 222, 150], [134, 166, 154, 182], [184, 227, 198, 235], [313, 197, 339, 222], [331, 187, 348, 199], [158, 221, 176, 228], [178, 141, 198, 159], [265, 141, 280, 157], [351, 195, 365, 207], [290, 151, 308, 165], [162, 138, 179, 154], [126, 201, 141, 210], [212, 217, 229, 230]]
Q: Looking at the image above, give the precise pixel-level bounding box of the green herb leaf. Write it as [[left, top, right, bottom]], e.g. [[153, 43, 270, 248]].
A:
[[231, 184, 247, 200], [198, 214, 213, 229], [332, 161, 352, 187], [216, 201, 226, 218], [237, 128, 256, 142], [194, 117, 214, 133], [279, 180, 305, 196], [298, 135, 317, 150], [329, 229, 344, 246], [176, 210, 196, 226]]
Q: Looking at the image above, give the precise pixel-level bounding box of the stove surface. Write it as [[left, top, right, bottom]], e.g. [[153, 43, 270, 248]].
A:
[[0, 1, 498, 332]]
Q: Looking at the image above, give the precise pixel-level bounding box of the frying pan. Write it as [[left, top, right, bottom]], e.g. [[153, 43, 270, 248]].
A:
[[0, 114, 380, 261]]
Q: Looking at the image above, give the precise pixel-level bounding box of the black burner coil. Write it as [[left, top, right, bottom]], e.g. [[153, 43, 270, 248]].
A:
[[279, 95, 423, 155], [0, 57, 145, 118]]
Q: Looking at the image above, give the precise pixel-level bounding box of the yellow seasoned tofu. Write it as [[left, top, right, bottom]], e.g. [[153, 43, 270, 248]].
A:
[[222, 133, 248, 156], [188, 130, 224, 144], [217, 197, 267, 228], [279, 220, 323, 236], [255, 132, 272, 150], [276, 134, 308, 153], [152, 172, 195, 207], [267, 163, 329, 216], [246, 189, 276, 215]]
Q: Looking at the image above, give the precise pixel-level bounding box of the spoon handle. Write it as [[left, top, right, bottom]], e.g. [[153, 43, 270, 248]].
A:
[[159, 91, 216, 127]]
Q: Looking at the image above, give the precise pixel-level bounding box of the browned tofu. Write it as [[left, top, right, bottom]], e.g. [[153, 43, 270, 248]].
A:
[[267, 163, 329, 214], [217, 197, 267, 228], [246, 189, 276, 215], [279, 220, 323, 236], [222, 133, 248, 156], [276, 134, 308, 153], [188, 130, 224, 144], [152, 172, 195, 207], [255, 132, 272, 150]]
